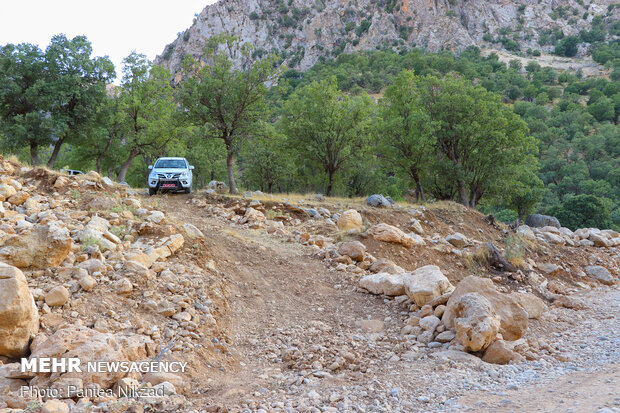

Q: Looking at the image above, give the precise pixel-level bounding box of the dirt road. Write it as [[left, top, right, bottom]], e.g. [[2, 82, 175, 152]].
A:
[[152, 193, 620, 412]]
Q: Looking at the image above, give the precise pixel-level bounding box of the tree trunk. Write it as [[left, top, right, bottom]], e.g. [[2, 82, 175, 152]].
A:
[[470, 188, 483, 209], [117, 148, 138, 183], [47, 136, 65, 168], [96, 134, 115, 174], [226, 146, 237, 194], [458, 179, 470, 207], [326, 169, 335, 197], [415, 180, 425, 202], [29, 142, 39, 166]]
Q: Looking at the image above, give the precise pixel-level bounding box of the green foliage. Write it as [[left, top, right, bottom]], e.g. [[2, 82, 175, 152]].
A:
[[163, 44, 174, 60], [280, 77, 374, 196], [546, 194, 612, 230], [238, 123, 289, 192], [501, 168, 545, 220], [355, 20, 371, 37], [178, 35, 281, 193], [0, 35, 114, 167], [555, 35, 580, 57], [379, 70, 434, 201], [0, 43, 54, 165], [2, 33, 619, 228], [44, 35, 115, 168], [114, 52, 178, 183], [592, 41, 620, 65], [414, 75, 536, 208]]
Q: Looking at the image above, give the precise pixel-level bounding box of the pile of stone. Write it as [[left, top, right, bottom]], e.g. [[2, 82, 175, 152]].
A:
[[359, 265, 548, 365], [520, 214, 620, 248], [0, 158, 220, 410]]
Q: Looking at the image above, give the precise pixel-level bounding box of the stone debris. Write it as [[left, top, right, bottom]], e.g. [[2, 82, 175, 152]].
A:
[[0, 155, 618, 411]]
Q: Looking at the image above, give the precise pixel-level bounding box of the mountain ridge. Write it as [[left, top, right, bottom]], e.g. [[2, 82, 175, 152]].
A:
[[155, 0, 618, 76]]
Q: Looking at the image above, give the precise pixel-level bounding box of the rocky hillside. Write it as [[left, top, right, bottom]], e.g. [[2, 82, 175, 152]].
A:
[[156, 0, 618, 75], [1, 155, 619, 411]]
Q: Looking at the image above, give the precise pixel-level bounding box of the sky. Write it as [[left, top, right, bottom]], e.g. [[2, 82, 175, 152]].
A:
[[0, 0, 217, 82]]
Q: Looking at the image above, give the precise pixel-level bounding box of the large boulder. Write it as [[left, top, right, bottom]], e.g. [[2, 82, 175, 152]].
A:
[[517, 225, 536, 241], [242, 207, 266, 224], [509, 292, 547, 320], [0, 363, 33, 408], [402, 265, 454, 306], [0, 183, 17, 201], [337, 241, 366, 261], [482, 340, 524, 365], [0, 222, 72, 269], [446, 233, 468, 248], [585, 265, 615, 285], [143, 234, 185, 265], [0, 263, 39, 358], [207, 180, 228, 194], [182, 223, 204, 239], [359, 273, 405, 296], [337, 210, 363, 233], [28, 327, 154, 390], [366, 223, 419, 247], [525, 214, 560, 228], [366, 194, 394, 208], [45, 286, 70, 307], [443, 276, 528, 341], [541, 231, 565, 245], [369, 258, 405, 274], [452, 293, 500, 352]]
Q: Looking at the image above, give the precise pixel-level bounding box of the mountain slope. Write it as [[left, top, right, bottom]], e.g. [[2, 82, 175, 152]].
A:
[[155, 0, 617, 75]]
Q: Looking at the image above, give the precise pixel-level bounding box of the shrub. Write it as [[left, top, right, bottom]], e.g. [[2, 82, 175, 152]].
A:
[[555, 36, 579, 57], [546, 194, 612, 230], [355, 20, 371, 37]]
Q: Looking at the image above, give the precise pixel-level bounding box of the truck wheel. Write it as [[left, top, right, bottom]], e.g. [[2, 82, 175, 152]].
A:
[[149, 188, 157, 196], [184, 187, 192, 194]]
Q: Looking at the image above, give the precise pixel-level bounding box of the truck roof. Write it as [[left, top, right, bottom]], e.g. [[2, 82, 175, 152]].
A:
[[156, 157, 187, 161]]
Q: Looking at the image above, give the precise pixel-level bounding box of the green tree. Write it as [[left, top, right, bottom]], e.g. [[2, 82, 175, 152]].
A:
[[116, 53, 177, 182], [0, 43, 53, 164], [239, 123, 288, 193], [503, 168, 545, 221], [178, 35, 281, 194], [60, 90, 125, 176], [547, 194, 612, 230], [380, 70, 434, 201], [587, 96, 615, 122], [415, 74, 535, 208], [280, 77, 374, 196], [555, 36, 580, 57], [45, 34, 115, 168]]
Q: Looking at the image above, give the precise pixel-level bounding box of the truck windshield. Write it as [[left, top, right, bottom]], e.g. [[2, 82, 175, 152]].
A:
[[154, 159, 187, 169]]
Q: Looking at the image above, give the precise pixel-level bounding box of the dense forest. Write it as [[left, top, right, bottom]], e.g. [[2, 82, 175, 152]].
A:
[[1, 31, 619, 230]]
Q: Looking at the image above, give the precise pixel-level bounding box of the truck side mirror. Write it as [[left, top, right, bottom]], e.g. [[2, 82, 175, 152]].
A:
[[189, 165, 194, 170], [148, 165, 153, 170]]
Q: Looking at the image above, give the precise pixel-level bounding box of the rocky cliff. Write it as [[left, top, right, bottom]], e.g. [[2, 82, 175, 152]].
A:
[[156, 0, 617, 75]]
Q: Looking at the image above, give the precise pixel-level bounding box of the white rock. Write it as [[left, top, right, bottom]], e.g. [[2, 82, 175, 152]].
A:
[[402, 265, 454, 306], [359, 273, 405, 296], [45, 286, 70, 307]]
